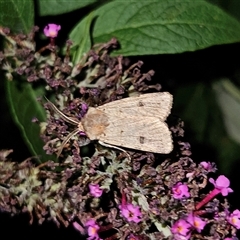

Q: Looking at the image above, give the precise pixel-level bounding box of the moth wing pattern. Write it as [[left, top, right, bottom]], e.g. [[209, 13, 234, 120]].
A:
[[97, 92, 173, 121], [98, 116, 173, 154], [45, 92, 173, 156]]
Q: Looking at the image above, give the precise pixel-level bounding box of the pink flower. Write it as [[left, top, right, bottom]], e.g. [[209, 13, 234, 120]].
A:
[[200, 161, 212, 170], [127, 234, 139, 240], [209, 175, 233, 196], [227, 209, 240, 229], [31, 117, 38, 123], [196, 175, 233, 210], [119, 203, 142, 223], [89, 184, 103, 197], [172, 182, 190, 199], [85, 219, 102, 240], [186, 214, 207, 233], [186, 172, 194, 178], [72, 221, 85, 235], [171, 219, 191, 239], [43, 23, 61, 38]]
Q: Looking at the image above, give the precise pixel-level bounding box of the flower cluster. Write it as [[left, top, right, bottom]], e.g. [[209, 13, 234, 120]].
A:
[[171, 214, 206, 239], [0, 24, 239, 240], [170, 174, 238, 239]]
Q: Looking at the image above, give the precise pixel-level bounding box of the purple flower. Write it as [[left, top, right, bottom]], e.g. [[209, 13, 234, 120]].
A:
[[127, 234, 139, 240], [31, 117, 39, 123], [89, 184, 103, 197], [119, 203, 142, 223], [79, 131, 87, 136], [227, 209, 240, 229], [85, 219, 102, 240], [171, 219, 191, 239], [81, 102, 88, 112], [72, 221, 85, 235], [172, 182, 190, 199], [43, 24, 61, 38], [79, 103, 88, 118], [186, 213, 207, 233], [196, 175, 233, 210], [209, 175, 233, 196], [224, 238, 238, 240], [200, 161, 211, 170], [186, 171, 194, 178]]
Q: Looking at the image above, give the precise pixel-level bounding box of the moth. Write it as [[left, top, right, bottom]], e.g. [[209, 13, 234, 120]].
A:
[[45, 92, 173, 157]]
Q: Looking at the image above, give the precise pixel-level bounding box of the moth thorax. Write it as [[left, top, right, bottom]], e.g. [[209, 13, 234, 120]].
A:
[[81, 107, 109, 140]]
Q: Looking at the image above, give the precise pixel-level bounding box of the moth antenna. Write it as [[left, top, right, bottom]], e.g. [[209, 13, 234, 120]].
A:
[[98, 141, 131, 160], [57, 128, 80, 158], [44, 96, 79, 125]]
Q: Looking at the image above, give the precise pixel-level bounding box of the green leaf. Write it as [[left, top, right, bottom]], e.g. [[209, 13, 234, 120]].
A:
[[174, 83, 212, 142], [37, 0, 97, 16], [174, 82, 240, 173], [0, 0, 34, 33], [5, 81, 51, 162], [69, 12, 94, 64], [0, 0, 51, 161], [154, 222, 171, 237], [208, 0, 240, 22], [213, 79, 240, 144], [88, 0, 240, 56]]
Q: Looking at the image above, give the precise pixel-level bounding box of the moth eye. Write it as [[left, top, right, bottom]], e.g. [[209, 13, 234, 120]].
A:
[[139, 136, 145, 144]]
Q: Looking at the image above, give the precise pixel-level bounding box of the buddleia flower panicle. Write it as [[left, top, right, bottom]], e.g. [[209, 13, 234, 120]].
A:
[[0, 24, 239, 240]]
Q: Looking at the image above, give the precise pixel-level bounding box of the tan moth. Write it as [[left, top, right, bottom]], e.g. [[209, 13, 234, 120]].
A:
[[45, 92, 173, 157]]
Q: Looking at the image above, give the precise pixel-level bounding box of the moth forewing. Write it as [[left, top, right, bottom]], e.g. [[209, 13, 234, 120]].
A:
[[97, 92, 173, 121], [97, 116, 173, 154], [81, 92, 173, 154], [46, 92, 173, 156]]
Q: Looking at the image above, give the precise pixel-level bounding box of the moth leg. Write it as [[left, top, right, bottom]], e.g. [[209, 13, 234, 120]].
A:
[[98, 141, 131, 160]]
